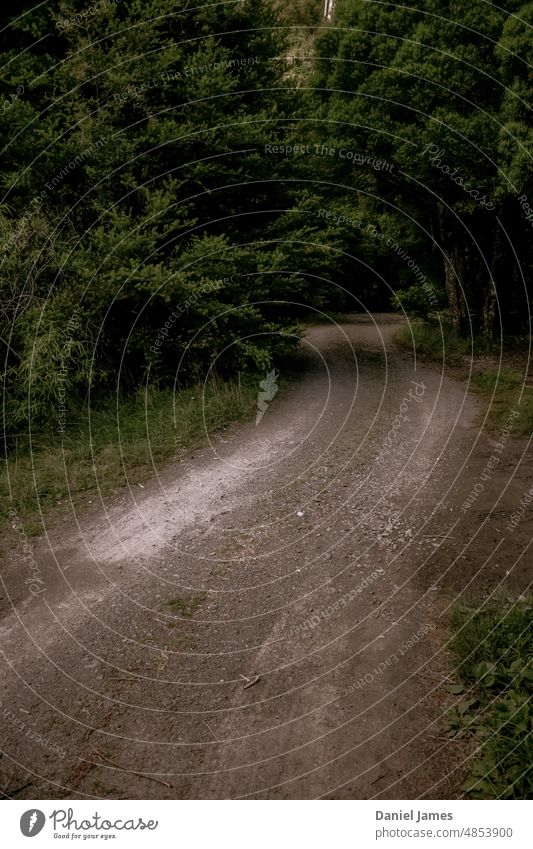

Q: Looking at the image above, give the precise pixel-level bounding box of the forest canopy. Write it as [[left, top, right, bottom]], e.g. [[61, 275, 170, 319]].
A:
[[0, 0, 531, 438]]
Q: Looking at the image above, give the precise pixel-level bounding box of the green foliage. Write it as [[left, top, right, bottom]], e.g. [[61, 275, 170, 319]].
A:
[[312, 0, 533, 336], [396, 327, 533, 431], [1, 0, 531, 460], [448, 598, 533, 799], [394, 284, 445, 320], [274, 0, 323, 28], [469, 370, 533, 435], [1, 0, 333, 439], [470, 369, 523, 394], [395, 321, 470, 365], [1, 377, 257, 527]]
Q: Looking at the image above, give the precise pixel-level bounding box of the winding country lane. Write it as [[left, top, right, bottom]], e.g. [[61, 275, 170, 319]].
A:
[[1, 314, 531, 799]]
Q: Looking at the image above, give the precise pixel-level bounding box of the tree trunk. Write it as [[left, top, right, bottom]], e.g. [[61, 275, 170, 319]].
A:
[[482, 224, 502, 340], [438, 206, 465, 334], [443, 247, 464, 334], [482, 283, 496, 338]]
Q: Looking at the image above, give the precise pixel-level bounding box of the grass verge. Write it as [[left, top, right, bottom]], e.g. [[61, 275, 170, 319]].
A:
[[468, 370, 533, 435], [447, 597, 533, 799], [395, 321, 471, 365], [1, 376, 258, 533], [395, 322, 533, 434]]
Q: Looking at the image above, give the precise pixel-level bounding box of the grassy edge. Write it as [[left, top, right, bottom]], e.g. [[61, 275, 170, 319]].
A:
[[395, 321, 471, 366], [395, 322, 533, 434], [397, 323, 533, 797], [447, 597, 533, 799], [1, 375, 262, 534]]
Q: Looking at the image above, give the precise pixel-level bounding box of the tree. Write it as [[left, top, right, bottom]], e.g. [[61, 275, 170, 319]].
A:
[[0, 0, 326, 434], [312, 0, 532, 336]]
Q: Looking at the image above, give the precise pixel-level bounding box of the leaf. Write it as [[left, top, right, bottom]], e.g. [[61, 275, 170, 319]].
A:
[[446, 683, 465, 694], [457, 698, 477, 715]]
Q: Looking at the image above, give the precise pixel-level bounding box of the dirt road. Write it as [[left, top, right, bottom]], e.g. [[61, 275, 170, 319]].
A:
[[1, 314, 531, 799]]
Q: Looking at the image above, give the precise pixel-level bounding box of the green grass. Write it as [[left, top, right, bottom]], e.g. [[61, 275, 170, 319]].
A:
[[469, 369, 523, 394], [469, 370, 533, 435], [1, 376, 258, 532], [395, 321, 471, 365], [448, 597, 533, 799], [396, 323, 533, 434]]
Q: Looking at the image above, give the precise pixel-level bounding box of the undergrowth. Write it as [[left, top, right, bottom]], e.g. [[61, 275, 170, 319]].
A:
[[1, 376, 258, 532], [448, 597, 533, 799]]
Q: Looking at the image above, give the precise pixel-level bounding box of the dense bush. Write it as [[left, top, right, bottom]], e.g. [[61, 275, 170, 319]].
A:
[[0, 0, 337, 439]]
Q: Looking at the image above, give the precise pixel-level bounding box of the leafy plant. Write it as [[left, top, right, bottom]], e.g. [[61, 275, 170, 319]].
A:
[[448, 597, 533, 799]]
